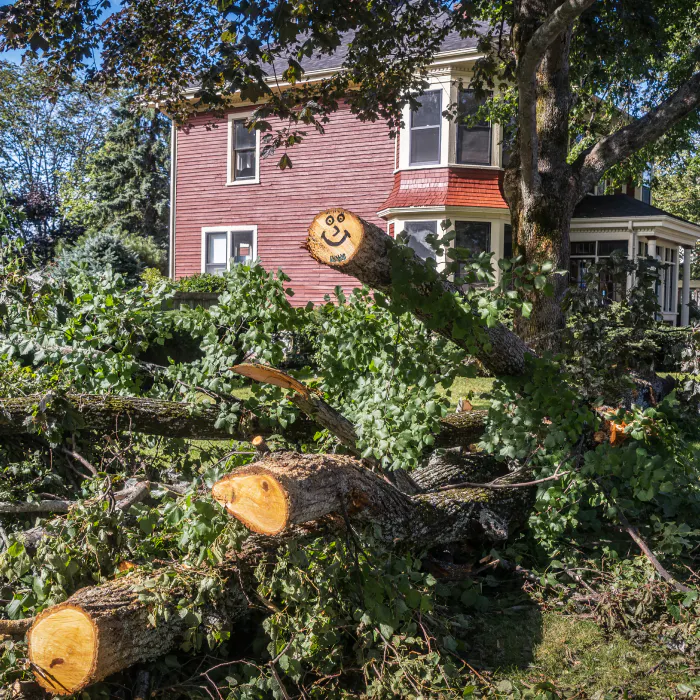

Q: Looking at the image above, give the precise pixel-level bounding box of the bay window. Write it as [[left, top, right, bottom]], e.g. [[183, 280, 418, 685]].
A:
[[409, 90, 442, 166]]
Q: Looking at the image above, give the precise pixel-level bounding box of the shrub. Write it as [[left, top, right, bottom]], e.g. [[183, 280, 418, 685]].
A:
[[55, 231, 144, 284], [178, 273, 228, 294]]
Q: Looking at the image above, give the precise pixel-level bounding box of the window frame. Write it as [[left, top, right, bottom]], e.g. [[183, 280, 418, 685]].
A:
[[408, 89, 443, 167], [227, 114, 261, 186], [201, 225, 258, 274]]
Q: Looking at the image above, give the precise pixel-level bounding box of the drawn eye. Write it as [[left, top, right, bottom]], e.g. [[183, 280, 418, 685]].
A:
[[337, 212, 345, 223], [325, 215, 335, 226]]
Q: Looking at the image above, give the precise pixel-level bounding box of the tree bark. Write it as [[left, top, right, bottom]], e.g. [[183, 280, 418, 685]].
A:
[[306, 209, 534, 376]]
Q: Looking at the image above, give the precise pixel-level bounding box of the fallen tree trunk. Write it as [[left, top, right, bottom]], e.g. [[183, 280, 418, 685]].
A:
[[28, 574, 249, 695], [307, 208, 534, 376], [28, 451, 526, 693], [212, 452, 530, 547], [0, 394, 306, 441]]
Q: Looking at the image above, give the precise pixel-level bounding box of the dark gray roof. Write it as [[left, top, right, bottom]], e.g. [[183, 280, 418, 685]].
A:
[[573, 194, 697, 227], [266, 23, 489, 77]]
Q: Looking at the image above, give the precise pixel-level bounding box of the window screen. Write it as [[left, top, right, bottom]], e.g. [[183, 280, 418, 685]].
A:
[[206, 232, 228, 275], [409, 91, 442, 165], [456, 90, 491, 166], [233, 120, 257, 181], [403, 221, 437, 260]]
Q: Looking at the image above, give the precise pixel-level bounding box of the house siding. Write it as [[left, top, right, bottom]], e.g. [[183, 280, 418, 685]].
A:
[[174, 103, 396, 305]]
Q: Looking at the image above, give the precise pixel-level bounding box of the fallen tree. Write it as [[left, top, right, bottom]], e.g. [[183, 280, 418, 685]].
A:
[[307, 208, 534, 376], [27, 450, 529, 694], [0, 391, 485, 448]]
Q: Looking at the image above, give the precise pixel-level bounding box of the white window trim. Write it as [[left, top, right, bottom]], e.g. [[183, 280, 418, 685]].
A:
[[201, 225, 258, 273], [227, 113, 261, 186]]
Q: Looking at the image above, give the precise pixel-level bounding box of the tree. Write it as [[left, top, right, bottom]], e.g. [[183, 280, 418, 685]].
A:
[[1, 1, 700, 347], [62, 95, 170, 250], [0, 58, 109, 259]]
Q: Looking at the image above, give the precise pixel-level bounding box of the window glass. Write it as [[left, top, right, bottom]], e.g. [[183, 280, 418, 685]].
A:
[[232, 230, 254, 264], [233, 120, 257, 180], [641, 169, 652, 205], [571, 241, 595, 256], [503, 224, 513, 258], [455, 221, 491, 277], [456, 90, 491, 166], [409, 90, 441, 165], [569, 258, 594, 289], [597, 240, 627, 256], [403, 221, 437, 260], [206, 232, 228, 275]]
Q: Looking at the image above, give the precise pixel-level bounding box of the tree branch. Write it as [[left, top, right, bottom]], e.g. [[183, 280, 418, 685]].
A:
[[574, 70, 700, 196]]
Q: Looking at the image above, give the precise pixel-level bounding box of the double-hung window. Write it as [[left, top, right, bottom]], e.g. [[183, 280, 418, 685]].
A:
[[203, 227, 256, 274], [230, 118, 259, 183], [456, 90, 492, 166], [409, 90, 442, 166]]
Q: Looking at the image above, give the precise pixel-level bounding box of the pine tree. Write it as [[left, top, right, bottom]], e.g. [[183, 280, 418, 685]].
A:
[[73, 96, 170, 250]]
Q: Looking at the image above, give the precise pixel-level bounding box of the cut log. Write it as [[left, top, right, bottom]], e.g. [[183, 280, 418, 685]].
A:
[[27, 576, 248, 695], [29, 450, 527, 693], [212, 452, 530, 546], [0, 394, 309, 441], [307, 208, 534, 376]]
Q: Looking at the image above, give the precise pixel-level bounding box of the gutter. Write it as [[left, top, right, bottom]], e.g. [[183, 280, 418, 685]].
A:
[[168, 119, 178, 279]]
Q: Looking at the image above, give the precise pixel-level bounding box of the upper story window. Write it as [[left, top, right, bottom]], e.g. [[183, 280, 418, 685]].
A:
[[228, 117, 260, 185], [409, 90, 442, 166], [456, 90, 491, 166]]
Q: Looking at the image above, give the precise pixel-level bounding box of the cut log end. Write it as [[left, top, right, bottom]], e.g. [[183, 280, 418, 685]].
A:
[[307, 208, 364, 267], [212, 470, 289, 535], [28, 605, 96, 694]]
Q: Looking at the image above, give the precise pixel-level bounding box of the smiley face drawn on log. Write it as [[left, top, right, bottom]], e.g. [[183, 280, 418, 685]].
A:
[[321, 212, 350, 247]]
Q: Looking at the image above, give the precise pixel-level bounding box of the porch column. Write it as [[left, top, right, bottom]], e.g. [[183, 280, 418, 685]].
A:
[[681, 245, 691, 326]]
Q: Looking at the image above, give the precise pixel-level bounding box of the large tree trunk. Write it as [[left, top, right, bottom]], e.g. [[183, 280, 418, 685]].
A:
[[505, 2, 578, 351], [28, 451, 529, 693], [306, 208, 534, 375]]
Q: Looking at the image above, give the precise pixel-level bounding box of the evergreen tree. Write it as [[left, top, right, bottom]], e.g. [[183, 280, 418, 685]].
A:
[[66, 96, 170, 250]]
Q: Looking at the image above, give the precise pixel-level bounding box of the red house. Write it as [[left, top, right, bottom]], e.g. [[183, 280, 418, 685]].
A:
[[166, 32, 700, 324]]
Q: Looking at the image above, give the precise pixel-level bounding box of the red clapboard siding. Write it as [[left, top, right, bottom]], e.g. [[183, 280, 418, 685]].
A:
[[174, 103, 396, 305]]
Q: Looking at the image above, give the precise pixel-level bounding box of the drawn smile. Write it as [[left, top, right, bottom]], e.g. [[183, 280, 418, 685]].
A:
[[321, 224, 350, 247]]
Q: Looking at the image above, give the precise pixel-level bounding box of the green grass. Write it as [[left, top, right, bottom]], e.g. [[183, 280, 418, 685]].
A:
[[473, 611, 698, 698]]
